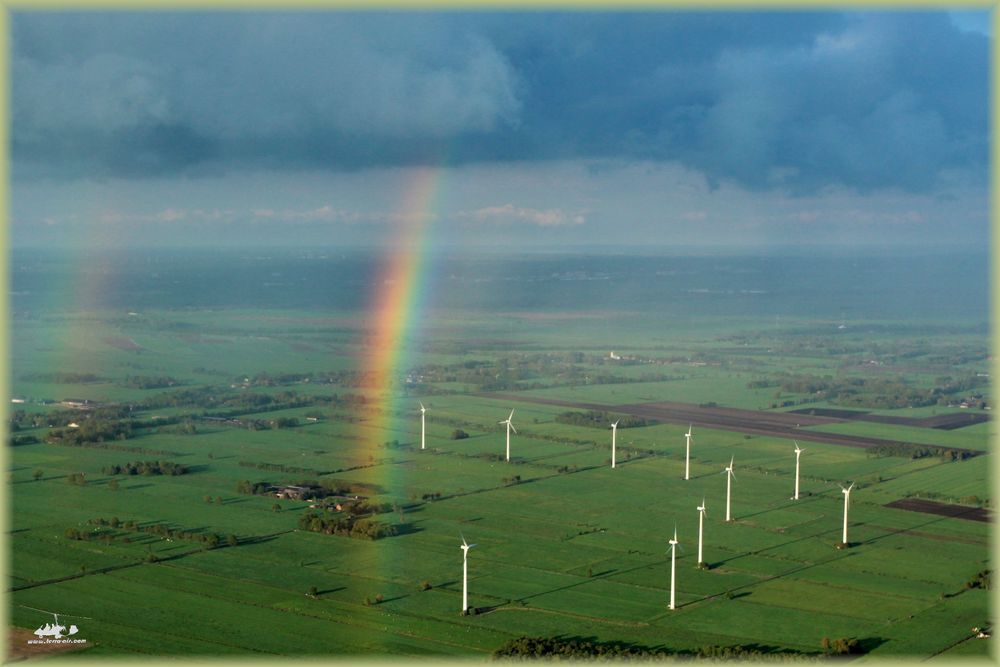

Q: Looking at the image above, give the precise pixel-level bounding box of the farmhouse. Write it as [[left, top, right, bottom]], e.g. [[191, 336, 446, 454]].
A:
[[274, 485, 318, 500], [61, 398, 94, 409]]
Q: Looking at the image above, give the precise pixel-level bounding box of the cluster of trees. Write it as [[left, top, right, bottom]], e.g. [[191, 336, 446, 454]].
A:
[[555, 410, 649, 429], [771, 373, 988, 410], [156, 420, 198, 435], [210, 416, 301, 431], [235, 480, 275, 496], [820, 637, 864, 655], [10, 435, 39, 446], [966, 569, 991, 590], [46, 420, 134, 447], [102, 460, 187, 476], [236, 370, 378, 388], [297, 510, 397, 540], [501, 475, 522, 486], [9, 410, 51, 430], [492, 636, 816, 660], [451, 429, 470, 440], [79, 516, 238, 549], [66, 473, 87, 486], [21, 372, 105, 384], [407, 354, 679, 393], [64, 527, 95, 541], [868, 443, 974, 461], [119, 375, 181, 389]]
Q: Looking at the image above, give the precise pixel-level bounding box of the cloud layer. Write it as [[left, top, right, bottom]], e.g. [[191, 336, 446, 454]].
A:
[[12, 11, 989, 194]]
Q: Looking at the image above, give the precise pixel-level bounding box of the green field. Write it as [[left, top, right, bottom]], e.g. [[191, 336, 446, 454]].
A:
[[7, 297, 991, 660]]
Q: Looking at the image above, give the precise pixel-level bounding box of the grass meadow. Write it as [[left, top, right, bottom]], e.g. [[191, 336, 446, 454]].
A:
[[7, 288, 991, 659]]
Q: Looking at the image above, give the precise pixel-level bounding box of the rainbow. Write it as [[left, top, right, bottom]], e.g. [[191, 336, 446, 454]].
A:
[[360, 165, 444, 482]]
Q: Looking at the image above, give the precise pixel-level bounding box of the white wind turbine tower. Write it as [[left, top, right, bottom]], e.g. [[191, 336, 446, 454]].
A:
[[724, 456, 736, 522], [460, 532, 477, 613], [696, 498, 707, 566], [792, 442, 804, 500], [840, 482, 854, 546], [419, 402, 426, 450], [684, 424, 693, 480], [610, 420, 620, 469], [668, 525, 680, 610], [499, 409, 516, 462]]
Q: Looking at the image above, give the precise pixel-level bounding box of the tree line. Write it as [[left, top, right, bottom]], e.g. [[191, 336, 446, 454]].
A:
[[555, 410, 650, 429], [492, 635, 825, 660], [868, 442, 975, 461], [763, 373, 989, 410], [102, 460, 188, 476]]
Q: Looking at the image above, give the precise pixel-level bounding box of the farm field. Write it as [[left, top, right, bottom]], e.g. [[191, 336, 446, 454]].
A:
[[6, 249, 992, 659]]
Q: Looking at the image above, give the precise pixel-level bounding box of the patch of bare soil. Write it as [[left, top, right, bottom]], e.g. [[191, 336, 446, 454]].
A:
[[7, 627, 89, 660], [884, 498, 991, 523]]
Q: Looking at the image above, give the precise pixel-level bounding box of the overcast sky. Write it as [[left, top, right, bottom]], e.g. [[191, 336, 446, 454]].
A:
[[10, 10, 990, 251]]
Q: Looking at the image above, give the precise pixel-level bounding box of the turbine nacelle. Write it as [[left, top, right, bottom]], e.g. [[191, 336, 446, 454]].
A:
[[419, 402, 426, 414], [499, 409, 517, 433], [459, 531, 476, 552]]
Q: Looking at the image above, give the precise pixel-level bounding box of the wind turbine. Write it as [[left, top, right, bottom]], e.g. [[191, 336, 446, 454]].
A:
[[610, 420, 620, 469], [419, 402, 426, 451], [840, 482, 854, 546], [668, 525, 679, 610], [696, 498, 707, 566], [792, 442, 804, 500], [724, 456, 736, 522], [684, 424, 693, 480], [460, 532, 477, 613], [499, 409, 516, 462]]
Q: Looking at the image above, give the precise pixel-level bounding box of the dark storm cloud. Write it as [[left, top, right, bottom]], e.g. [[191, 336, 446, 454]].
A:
[[11, 11, 988, 192]]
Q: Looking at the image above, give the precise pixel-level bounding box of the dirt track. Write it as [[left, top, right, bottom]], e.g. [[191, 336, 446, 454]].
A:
[[480, 393, 986, 455]]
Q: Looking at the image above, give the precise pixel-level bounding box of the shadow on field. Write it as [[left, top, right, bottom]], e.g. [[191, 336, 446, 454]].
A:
[[733, 492, 834, 521], [186, 464, 211, 474], [858, 637, 888, 653], [239, 533, 283, 546], [12, 477, 61, 484], [516, 559, 666, 603], [858, 514, 952, 546], [125, 483, 154, 491], [317, 587, 346, 596], [392, 523, 423, 537]]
